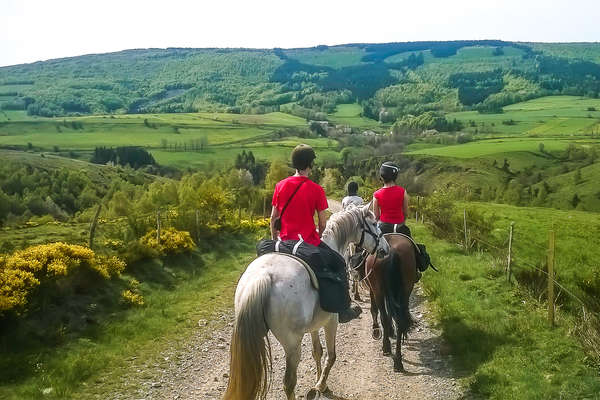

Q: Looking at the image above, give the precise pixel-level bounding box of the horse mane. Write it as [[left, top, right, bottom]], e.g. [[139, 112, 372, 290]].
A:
[[321, 205, 363, 250]]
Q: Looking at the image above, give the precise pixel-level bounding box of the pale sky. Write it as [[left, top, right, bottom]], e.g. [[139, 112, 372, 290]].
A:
[[1, 0, 599, 67]]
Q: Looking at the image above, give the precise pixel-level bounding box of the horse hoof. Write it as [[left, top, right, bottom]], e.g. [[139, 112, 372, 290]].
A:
[[394, 361, 405, 373], [372, 327, 382, 340], [306, 388, 321, 400]]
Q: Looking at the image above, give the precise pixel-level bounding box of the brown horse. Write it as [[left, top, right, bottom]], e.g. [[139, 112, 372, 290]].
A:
[[364, 234, 417, 372]]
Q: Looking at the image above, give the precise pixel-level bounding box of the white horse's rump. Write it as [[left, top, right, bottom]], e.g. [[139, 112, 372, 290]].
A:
[[224, 205, 389, 400]]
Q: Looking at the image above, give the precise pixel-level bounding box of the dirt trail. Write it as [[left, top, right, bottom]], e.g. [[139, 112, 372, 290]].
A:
[[108, 199, 463, 399]]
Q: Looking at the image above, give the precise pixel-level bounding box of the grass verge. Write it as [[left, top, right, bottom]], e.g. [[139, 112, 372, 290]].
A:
[[415, 223, 600, 399], [0, 234, 256, 399]]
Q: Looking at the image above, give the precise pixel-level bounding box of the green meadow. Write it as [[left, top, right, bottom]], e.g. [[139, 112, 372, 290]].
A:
[[0, 111, 325, 169], [447, 96, 600, 136], [407, 137, 574, 158], [328, 103, 380, 128]]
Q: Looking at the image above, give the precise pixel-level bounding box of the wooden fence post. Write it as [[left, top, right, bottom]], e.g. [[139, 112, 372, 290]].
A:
[[548, 230, 556, 327], [507, 221, 514, 282], [89, 204, 102, 249], [415, 196, 420, 223], [156, 210, 161, 244], [195, 210, 200, 242], [263, 194, 267, 217], [463, 208, 468, 253]]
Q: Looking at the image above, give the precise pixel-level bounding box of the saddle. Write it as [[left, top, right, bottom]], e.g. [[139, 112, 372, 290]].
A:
[[382, 233, 437, 272], [256, 238, 350, 313]]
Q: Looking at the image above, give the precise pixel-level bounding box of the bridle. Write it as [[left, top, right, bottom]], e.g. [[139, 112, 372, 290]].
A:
[[357, 213, 380, 255]]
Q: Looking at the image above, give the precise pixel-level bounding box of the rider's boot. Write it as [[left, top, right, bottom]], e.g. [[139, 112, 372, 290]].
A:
[[338, 305, 362, 323]]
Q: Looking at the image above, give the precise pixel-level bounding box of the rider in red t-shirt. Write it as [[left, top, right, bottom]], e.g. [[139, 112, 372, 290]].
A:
[[270, 144, 362, 323], [373, 161, 411, 237]]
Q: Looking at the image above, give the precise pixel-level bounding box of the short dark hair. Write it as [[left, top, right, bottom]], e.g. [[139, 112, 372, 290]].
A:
[[291, 144, 316, 170], [379, 161, 399, 183], [347, 181, 358, 195]]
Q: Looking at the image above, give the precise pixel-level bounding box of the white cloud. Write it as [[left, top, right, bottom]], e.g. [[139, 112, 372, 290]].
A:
[[1, 0, 599, 67]]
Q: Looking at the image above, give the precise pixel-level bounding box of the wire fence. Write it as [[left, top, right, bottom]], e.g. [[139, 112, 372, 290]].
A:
[[449, 207, 592, 326]]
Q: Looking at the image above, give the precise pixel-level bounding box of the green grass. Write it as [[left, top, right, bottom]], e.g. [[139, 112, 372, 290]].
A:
[[285, 46, 366, 69], [416, 222, 600, 399], [151, 136, 340, 169], [0, 111, 315, 169], [0, 237, 257, 400], [407, 137, 574, 158], [447, 96, 600, 136], [328, 104, 380, 128]]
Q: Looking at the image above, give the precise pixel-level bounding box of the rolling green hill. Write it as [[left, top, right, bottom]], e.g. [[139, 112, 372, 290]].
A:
[[2, 41, 600, 121]]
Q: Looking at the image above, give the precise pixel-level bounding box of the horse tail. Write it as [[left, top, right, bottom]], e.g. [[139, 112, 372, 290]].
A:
[[224, 274, 272, 400], [383, 250, 414, 341]]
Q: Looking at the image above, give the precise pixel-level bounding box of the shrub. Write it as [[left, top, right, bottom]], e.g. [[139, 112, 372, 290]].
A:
[[0, 243, 125, 314], [139, 227, 195, 256]]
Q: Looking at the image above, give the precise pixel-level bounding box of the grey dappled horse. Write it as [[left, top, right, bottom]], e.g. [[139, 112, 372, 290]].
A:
[[224, 205, 389, 400]]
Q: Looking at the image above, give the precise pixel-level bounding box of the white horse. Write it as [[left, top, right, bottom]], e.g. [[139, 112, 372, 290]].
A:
[[224, 204, 389, 400]]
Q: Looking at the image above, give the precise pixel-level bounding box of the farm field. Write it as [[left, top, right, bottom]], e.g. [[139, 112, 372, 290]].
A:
[[151, 137, 339, 169], [328, 103, 380, 128], [406, 137, 579, 158], [0, 111, 328, 169], [447, 96, 600, 136]]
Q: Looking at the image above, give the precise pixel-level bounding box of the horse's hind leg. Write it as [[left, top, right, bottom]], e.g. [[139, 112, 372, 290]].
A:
[[376, 292, 393, 356], [393, 316, 405, 372], [310, 331, 323, 380], [369, 288, 381, 340], [314, 317, 337, 393], [283, 338, 302, 400]]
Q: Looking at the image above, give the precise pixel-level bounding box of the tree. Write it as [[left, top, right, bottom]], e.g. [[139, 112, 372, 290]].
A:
[[574, 168, 582, 185], [264, 160, 291, 192]]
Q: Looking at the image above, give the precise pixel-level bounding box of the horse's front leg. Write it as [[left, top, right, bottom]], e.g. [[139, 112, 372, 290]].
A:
[[310, 330, 323, 380], [314, 316, 337, 393], [369, 287, 381, 340], [353, 279, 362, 301], [283, 339, 302, 400]]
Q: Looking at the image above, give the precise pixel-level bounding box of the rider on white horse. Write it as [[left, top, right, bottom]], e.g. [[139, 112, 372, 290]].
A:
[[269, 144, 362, 323]]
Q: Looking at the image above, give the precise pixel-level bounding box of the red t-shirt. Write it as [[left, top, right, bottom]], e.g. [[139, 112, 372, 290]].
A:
[[373, 185, 406, 224], [272, 175, 328, 246]]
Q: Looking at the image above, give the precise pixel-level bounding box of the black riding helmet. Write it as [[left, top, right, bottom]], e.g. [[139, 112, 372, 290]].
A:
[[379, 161, 399, 183], [291, 144, 316, 170]]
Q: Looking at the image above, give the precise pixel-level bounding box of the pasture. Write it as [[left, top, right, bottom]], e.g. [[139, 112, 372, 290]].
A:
[[406, 137, 575, 158], [0, 111, 331, 169], [328, 103, 380, 128], [447, 96, 600, 136]]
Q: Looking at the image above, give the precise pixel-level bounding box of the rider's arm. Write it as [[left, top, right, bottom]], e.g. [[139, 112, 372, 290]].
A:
[[317, 209, 327, 238], [403, 192, 410, 220], [270, 206, 281, 240], [373, 196, 381, 220]]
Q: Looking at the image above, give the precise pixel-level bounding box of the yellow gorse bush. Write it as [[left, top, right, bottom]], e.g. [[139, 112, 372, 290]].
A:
[[0, 242, 126, 314], [140, 227, 195, 255]]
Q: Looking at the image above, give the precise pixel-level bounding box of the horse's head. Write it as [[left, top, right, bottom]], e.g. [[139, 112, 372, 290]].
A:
[[357, 203, 389, 258]]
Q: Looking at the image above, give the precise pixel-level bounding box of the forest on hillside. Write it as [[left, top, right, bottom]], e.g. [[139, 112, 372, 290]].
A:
[[1, 41, 600, 121]]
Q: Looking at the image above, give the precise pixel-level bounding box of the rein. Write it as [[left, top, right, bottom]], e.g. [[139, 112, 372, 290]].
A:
[[357, 214, 380, 255]]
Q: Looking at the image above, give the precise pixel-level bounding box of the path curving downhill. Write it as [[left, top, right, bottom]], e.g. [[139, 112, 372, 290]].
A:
[[105, 199, 463, 400]]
